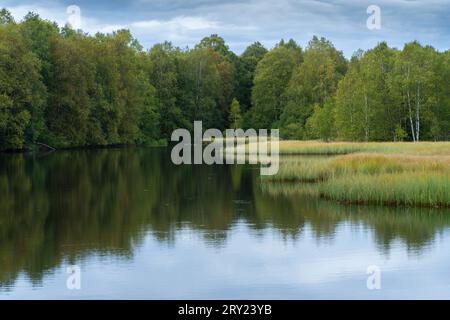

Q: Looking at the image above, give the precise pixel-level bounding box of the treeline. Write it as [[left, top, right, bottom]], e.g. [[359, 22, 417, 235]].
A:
[[250, 37, 449, 142], [0, 10, 449, 151]]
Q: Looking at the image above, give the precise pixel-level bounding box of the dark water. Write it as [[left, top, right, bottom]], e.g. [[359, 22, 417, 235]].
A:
[[1, 148, 450, 299]]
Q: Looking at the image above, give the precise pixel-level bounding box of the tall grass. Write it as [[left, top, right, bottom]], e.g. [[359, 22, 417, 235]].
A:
[[277, 141, 450, 156], [320, 172, 449, 207], [261, 142, 450, 207], [260, 181, 321, 197], [263, 156, 332, 182]]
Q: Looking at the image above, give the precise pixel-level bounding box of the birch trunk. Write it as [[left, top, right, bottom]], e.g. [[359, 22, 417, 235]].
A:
[[406, 66, 416, 142], [415, 83, 420, 142]]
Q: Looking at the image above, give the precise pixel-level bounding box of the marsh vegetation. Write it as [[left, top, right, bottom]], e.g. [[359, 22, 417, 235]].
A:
[[261, 141, 450, 207]]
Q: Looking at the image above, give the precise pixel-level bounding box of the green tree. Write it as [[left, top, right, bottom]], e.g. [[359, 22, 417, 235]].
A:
[[335, 43, 398, 141], [196, 34, 234, 59], [0, 22, 45, 150], [391, 42, 441, 141], [277, 38, 303, 55], [236, 42, 268, 113], [281, 36, 346, 139], [112, 30, 159, 144], [334, 52, 364, 140], [196, 35, 238, 120], [305, 99, 336, 141], [229, 98, 242, 129], [431, 50, 450, 140], [250, 44, 302, 129], [86, 33, 122, 145], [20, 13, 60, 143], [45, 32, 95, 147], [179, 46, 234, 129], [0, 8, 14, 24], [147, 42, 184, 139]]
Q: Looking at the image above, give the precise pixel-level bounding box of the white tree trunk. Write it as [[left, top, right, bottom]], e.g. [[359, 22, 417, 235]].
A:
[[406, 66, 416, 142], [415, 83, 420, 142], [407, 89, 416, 142]]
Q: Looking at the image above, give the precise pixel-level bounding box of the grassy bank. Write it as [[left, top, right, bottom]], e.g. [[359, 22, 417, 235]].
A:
[[276, 141, 450, 155], [261, 142, 450, 208], [235, 140, 450, 156]]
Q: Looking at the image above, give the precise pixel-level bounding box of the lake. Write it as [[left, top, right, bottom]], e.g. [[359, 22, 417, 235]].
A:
[[1, 148, 450, 299]]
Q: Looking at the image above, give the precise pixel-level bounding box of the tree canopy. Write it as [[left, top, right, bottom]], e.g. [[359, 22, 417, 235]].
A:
[[0, 9, 448, 151]]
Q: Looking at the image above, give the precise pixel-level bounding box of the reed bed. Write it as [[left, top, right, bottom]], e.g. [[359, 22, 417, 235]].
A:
[[260, 181, 321, 197], [263, 156, 332, 182], [320, 172, 449, 207], [230, 140, 450, 156], [276, 141, 450, 156], [260, 142, 450, 207]]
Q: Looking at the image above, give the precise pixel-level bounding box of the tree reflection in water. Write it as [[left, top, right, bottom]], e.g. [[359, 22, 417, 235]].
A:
[[0, 148, 449, 288]]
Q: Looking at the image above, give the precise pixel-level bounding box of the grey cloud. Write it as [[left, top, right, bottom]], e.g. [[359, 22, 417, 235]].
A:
[[3, 0, 449, 56]]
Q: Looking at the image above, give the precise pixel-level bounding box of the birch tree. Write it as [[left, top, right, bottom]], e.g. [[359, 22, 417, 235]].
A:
[[392, 42, 438, 142]]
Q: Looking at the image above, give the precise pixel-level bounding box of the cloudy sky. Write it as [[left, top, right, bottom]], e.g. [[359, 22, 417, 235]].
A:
[[3, 0, 450, 56]]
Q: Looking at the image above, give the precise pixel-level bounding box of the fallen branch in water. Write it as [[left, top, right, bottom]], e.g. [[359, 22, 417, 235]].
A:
[[35, 142, 56, 151]]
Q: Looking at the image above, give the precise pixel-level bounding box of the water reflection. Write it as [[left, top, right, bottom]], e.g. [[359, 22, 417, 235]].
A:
[[0, 149, 449, 297]]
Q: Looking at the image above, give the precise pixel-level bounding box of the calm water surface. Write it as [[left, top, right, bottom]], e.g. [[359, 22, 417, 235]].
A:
[[1, 148, 450, 299]]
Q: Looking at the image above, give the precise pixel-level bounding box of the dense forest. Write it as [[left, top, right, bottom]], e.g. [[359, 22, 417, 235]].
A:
[[0, 9, 449, 151]]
